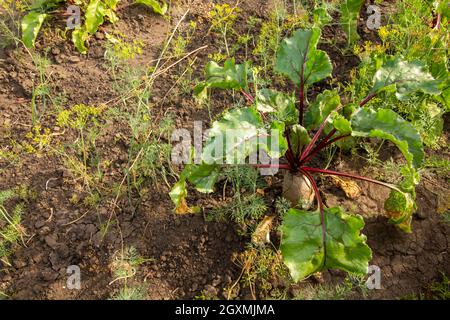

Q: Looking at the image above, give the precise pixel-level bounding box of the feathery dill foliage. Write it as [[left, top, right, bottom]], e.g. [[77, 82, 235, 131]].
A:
[[0, 189, 25, 265]]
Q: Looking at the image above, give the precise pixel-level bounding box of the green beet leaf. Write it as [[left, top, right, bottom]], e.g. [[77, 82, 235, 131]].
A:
[[289, 124, 310, 158], [304, 89, 341, 130], [30, 0, 64, 11], [280, 207, 372, 282], [384, 189, 415, 233], [21, 12, 47, 48], [169, 162, 220, 213], [351, 108, 425, 169], [371, 56, 441, 101], [72, 27, 89, 54], [135, 0, 168, 15], [85, 0, 106, 34], [340, 0, 364, 45], [330, 113, 352, 135], [255, 89, 298, 125], [187, 163, 221, 194], [202, 107, 286, 164], [275, 28, 332, 87], [194, 59, 252, 96]]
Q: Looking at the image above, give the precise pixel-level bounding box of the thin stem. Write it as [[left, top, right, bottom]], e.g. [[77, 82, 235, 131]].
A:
[[285, 127, 298, 169], [301, 167, 401, 192], [434, 14, 441, 30], [359, 92, 377, 107], [310, 91, 378, 152], [300, 134, 351, 165], [299, 83, 305, 125], [300, 113, 333, 162], [252, 164, 290, 170], [240, 88, 254, 103]]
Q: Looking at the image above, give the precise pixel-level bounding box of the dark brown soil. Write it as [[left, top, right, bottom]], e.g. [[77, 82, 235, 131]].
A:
[[0, 0, 449, 300]]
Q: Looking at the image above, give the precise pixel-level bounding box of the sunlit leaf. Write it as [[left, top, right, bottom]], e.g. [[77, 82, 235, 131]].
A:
[[351, 108, 425, 169], [256, 89, 298, 125], [85, 0, 106, 34], [194, 59, 252, 96], [21, 12, 47, 48], [202, 107, 281, 164], [371, 57, 441, 101], [384, 190, 415, 233], [135, 0, 168, 15], [275, 28, 332, 87], [280, 207, 371, 282], [304, 89, 340, 130], [340, 0, 364, 45], [72, 27, 89, 54], [169, 163, 219, 213]]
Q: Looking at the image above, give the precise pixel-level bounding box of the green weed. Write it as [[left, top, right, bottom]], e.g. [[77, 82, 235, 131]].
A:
[[109, 246, 152, 300], [0, 189, 27, 266], [208, 166, 267, 225]]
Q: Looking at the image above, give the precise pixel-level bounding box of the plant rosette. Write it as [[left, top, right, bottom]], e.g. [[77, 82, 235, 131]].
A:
[[170, 27, 441, 282]]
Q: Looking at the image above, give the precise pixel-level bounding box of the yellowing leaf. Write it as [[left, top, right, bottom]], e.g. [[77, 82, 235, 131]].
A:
[[330, 176, 361, 199]]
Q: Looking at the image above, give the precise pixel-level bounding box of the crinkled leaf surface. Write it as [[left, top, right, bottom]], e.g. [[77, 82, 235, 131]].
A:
[[202, 108, 286, 164], [351, 108, 424, 169], [289, 125, 310, 158], [85, 0, 106, 34], [256, 89, 298, 125], [340, 0, 364, 44], [275, 28, 332, 86], [169, 163, 220, 213], [384, 190, 415, 233], [72, 27, 89, 54], [331, 113, 352, 135], [22, 12, 47, 48], [371, 57, 441, 100], [304, 89, 341, 130], [194, 59, 251, 95], [280, 207, 371, 282]]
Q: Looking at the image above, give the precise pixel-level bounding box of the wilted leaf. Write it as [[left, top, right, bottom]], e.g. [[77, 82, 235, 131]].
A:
[[251, 216, 274, 246], [330, 176, 361, 199], [169, 163, 219, 213]]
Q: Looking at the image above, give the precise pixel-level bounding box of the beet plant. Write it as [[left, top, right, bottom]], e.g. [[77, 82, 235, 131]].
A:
[[170, 27, 442, 281]]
